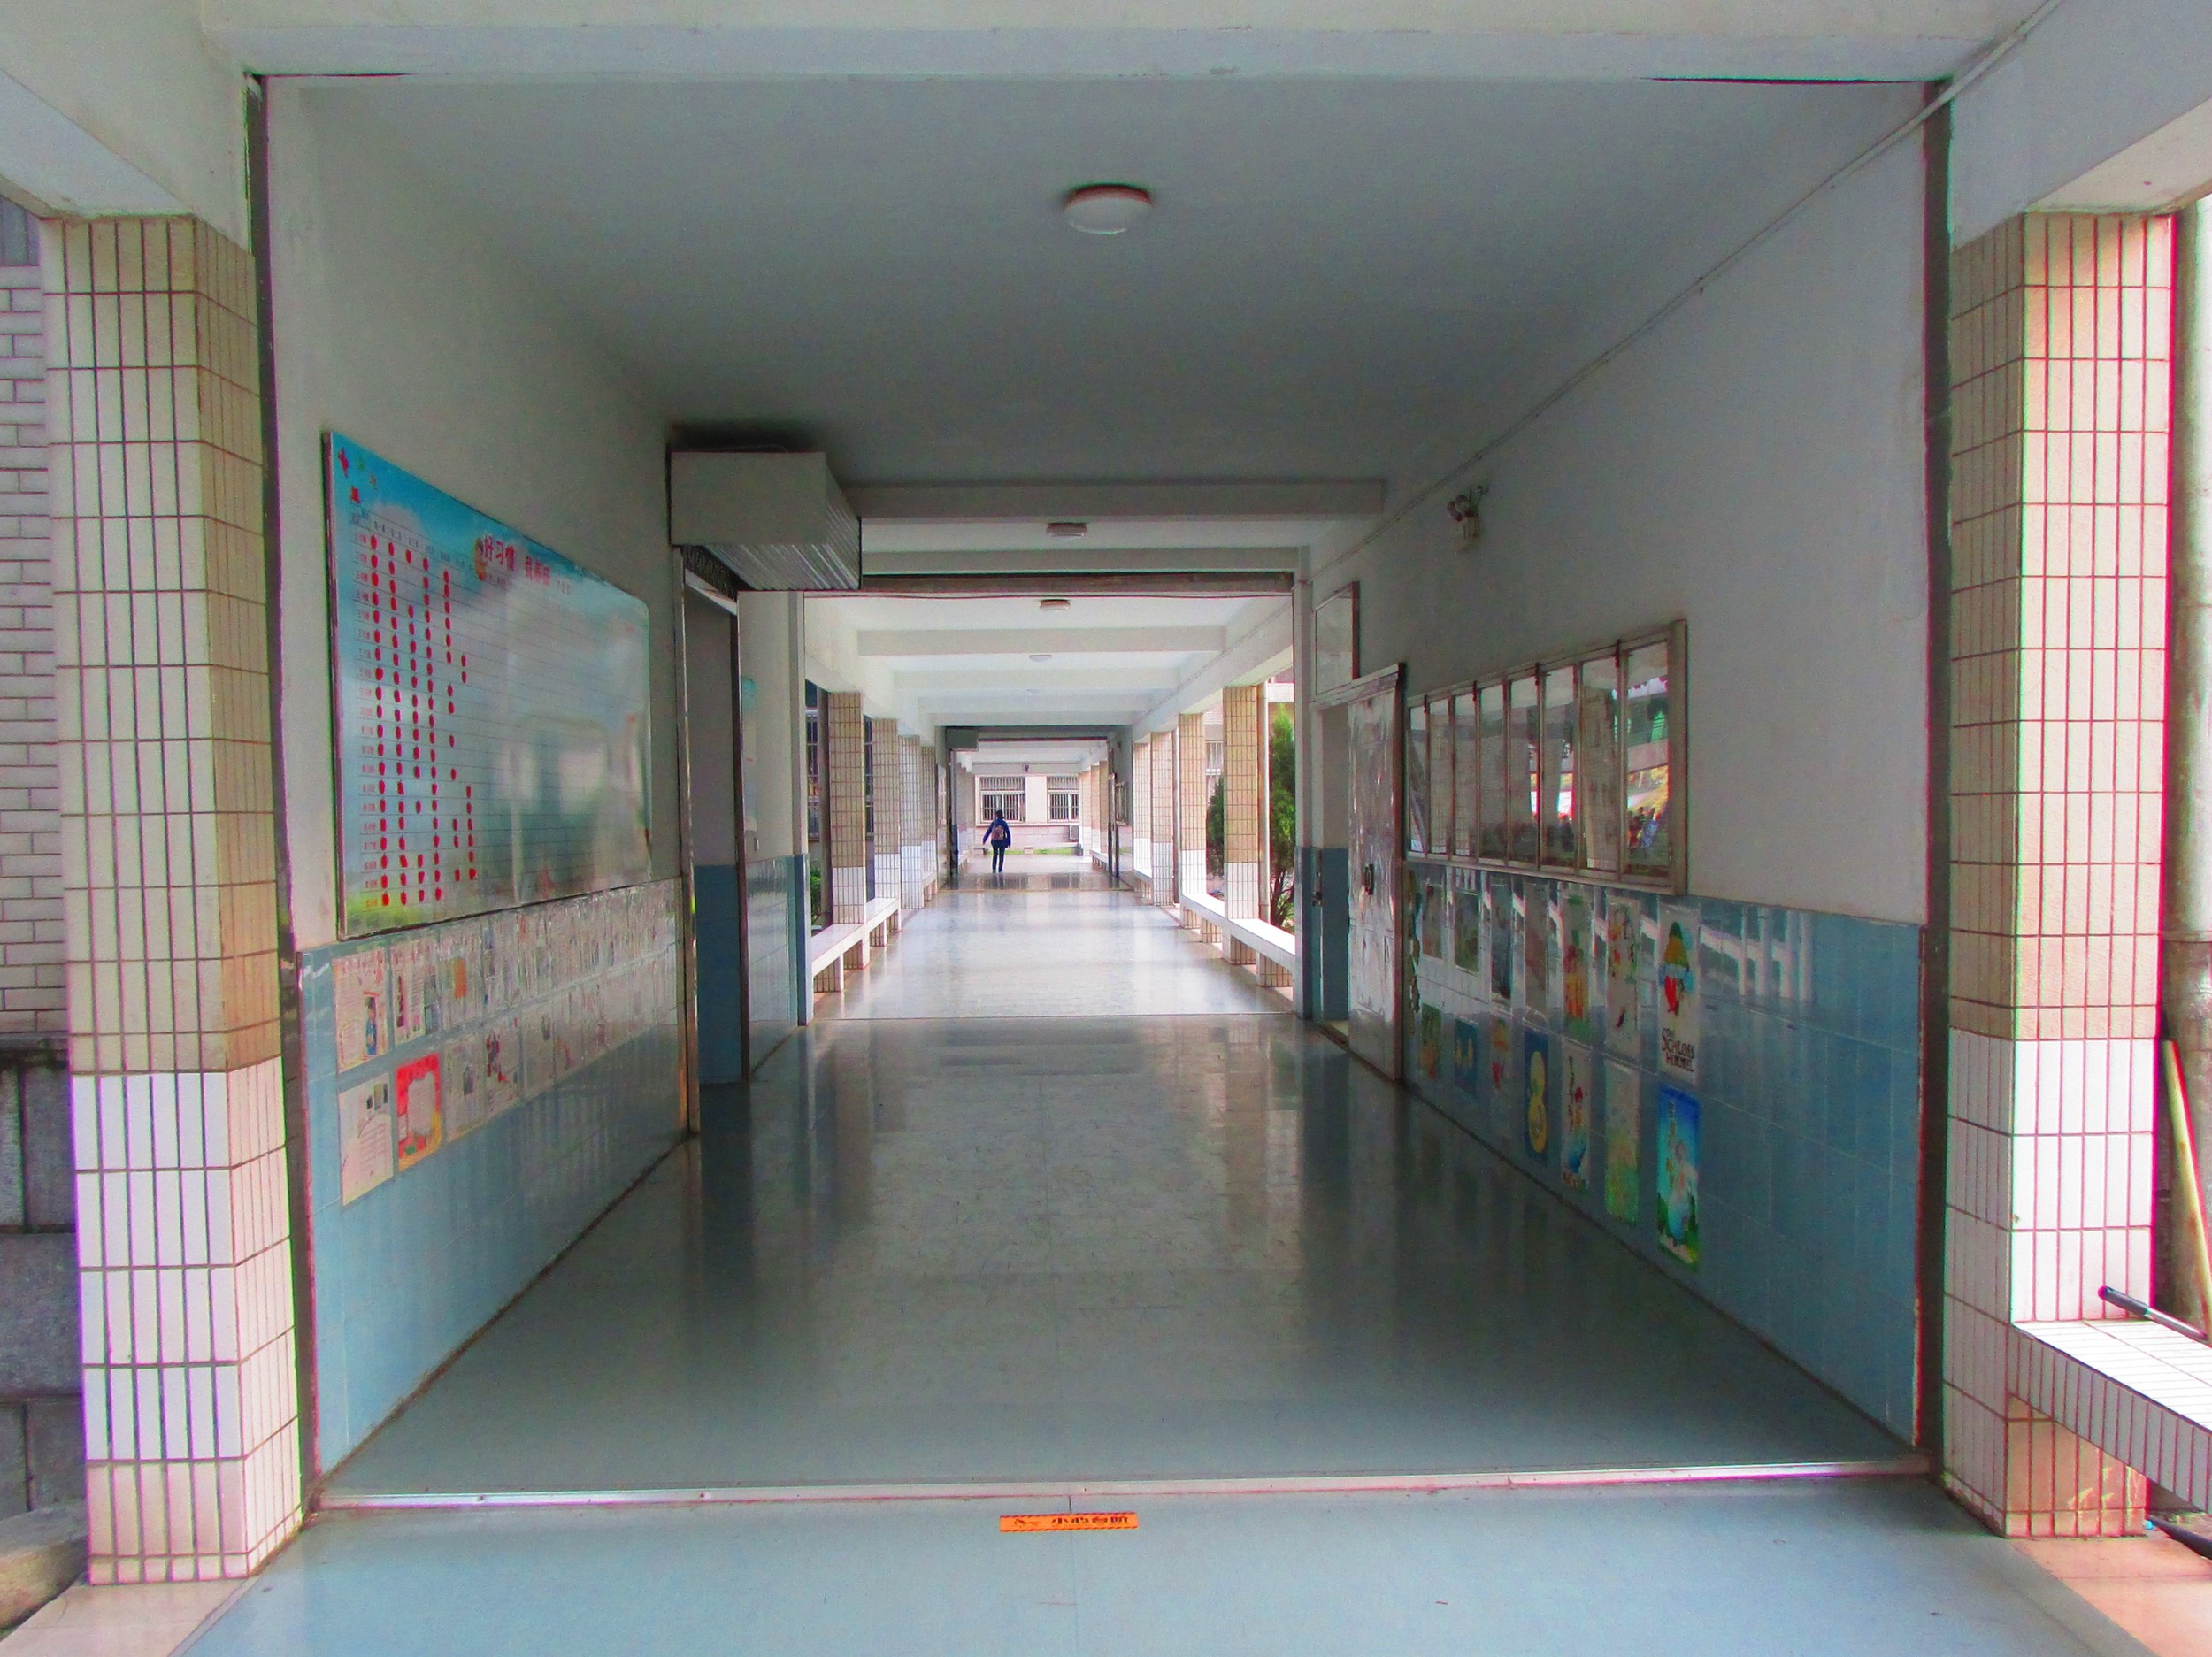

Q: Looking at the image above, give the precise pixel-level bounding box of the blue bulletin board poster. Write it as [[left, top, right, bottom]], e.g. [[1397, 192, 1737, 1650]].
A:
[[326, 434, 651, 937]]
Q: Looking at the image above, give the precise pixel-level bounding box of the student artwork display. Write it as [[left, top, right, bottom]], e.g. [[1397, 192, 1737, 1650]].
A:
[[1488, 1016, 1515, 1103], [1453, 885, 1483, 973], [1560, 1044, 1593, 1190], [337, 1077, 395, 1205], [1604, 1062, 1640, 1223], [326, 434, 651, 937], [316, 882, 678, 1202], [1488, 878, 1514, 1003], [1658, 903, 1701, 1081], [1406, 700, 1431, 856], [1453, 1017, 1483, 1095], [1523, 884, 1552, 1014], [1605, 898, 1641, 1055], [334, 948, 388, 1073], [1523, 1027, 1551, 1161], [1420, 881, 1446, 960], [1561, 891, 1594, 1043], [1396, 624, 1682, 892], [1657, 1085, 1701, 1266], [394, 1053, 442, 1170], [1417, 1003, 1444, 1079]]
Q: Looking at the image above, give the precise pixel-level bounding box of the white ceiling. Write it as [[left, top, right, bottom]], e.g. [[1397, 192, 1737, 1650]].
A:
[[308, 73, 1923, 490], [810, 592, 1285, 732]]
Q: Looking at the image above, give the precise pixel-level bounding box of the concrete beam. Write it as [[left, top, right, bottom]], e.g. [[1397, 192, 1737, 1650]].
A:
[[858, 626, 1224, 657]]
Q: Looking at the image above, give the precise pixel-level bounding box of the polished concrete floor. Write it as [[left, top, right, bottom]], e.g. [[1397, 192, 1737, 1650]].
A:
[[187, 1484, 2162, 1657], [176, 865, 2182, 1656], [834, 854, 1284, 1019], [327, 864, 1897, 1497]]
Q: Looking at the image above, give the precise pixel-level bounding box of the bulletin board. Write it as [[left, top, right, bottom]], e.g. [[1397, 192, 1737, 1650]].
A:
[[326, 435, 652, 936]]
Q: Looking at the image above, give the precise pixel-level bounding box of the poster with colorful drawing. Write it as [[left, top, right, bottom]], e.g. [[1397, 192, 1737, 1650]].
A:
[[337, 1076, 395, 1204], [1605, 897, 1641, 1056], [1488, 1016, 1515, 1104], [1657, 904, 1701, 1081], [1523, 884, 1550, 1013], [1420, 882, 1446, 960], [1453, 1017, 1483, 1095], [394, 1053, 442, 1170], [481, 1016, 521, 1116], [1488, 878, 1514, 1003], [1417, 1003, 1443, 1079], [1605, 1061, 1640, 1222], [1562, 892, 1594, 1043], [1561, 1043, 1593, 1189], [1523, 1026, 1552, 1161], [389, 936, 435, 1047], [442, 1039, 488, 1141], [1454, 886, 1482, 974], [1657, 1085, 1700, 1266], [333, 948, 388, 1073]]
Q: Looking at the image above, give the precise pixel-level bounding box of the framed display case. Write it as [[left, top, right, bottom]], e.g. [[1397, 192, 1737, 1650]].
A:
[[1313, 583, 1359, 695], [1403, 621, 1686, 894]]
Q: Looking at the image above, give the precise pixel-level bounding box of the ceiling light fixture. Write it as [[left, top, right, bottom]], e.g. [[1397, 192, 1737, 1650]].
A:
[[1063, 184, 1152, 235], [1046, 521, 1088, 538]]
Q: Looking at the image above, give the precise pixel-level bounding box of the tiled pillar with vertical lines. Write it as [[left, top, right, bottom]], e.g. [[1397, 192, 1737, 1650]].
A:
[[823, 692, 867, 924], [870, 715, 900, 909], [43, 219, 299, 1579], [1150, 733, 1176, 911], [898, 734, 926, 910], [1131, 738, 1151, 884], [1943, 213, 2169, 1537], [1221, 684, 1264, 926], [1177, 711, 1207, 921]]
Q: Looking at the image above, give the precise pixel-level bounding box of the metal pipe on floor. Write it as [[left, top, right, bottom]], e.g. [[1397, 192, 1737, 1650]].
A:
[[2162, 198, 2212, 1331]]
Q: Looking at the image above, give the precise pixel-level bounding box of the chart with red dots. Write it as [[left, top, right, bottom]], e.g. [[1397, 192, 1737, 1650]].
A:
[[326, 434, 651, 938]]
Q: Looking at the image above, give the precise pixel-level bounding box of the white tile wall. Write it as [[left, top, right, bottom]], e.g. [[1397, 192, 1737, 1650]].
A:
[[73, 1056, 297, 1579]]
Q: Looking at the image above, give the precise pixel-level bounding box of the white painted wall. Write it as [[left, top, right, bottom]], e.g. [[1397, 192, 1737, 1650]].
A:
[[1952, 0, 2212, 241], [1316, 137, 1929, 925], [267, 81, 677, 951], [0, 0, 248, 238], [739, 592, 802, 863]]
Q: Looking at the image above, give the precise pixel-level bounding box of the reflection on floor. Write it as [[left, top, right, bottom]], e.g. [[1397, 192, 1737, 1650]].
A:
[[327, 1000, 1897, 1496], [186, 1484, 2162, 1657], [136, 851, 2207, 1657], [836, 855, 1282, 1019]]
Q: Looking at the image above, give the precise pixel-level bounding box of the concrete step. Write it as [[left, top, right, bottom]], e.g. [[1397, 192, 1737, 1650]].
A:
[[0, 1501, 86, 1630]]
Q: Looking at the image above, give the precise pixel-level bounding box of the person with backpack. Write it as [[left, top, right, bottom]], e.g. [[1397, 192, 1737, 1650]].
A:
[[987, 810, 1013, 876]]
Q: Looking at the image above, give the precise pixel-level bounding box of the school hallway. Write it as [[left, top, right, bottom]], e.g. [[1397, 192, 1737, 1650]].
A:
[[150, 863, 2139, 1657]]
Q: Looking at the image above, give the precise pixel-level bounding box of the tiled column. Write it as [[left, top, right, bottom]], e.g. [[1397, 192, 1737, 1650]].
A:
[[1944, 213, 2170, 1537], [921, 746, 941, 883], [1150, 733, 1176, 910], [0, 212, 65, 1040], [899, 734, 926, 909], [1131, 738, 1151, 882], [869, 716, 901, 910], [1221, 684, 1264, 926], [823, 692, 867, 923], [45, 219, 298, 1578], [1177, 711, 1207, 921]]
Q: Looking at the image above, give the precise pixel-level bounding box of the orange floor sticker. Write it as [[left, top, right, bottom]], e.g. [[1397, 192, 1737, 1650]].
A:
[[999, 1512, 1139, 1532]]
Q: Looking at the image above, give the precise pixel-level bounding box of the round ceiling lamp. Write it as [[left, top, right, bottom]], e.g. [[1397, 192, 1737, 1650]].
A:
[[1064, 184, 1153, 235]]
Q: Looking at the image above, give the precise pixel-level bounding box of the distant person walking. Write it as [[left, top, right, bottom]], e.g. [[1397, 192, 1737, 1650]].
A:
[[987, 810, 1013, 876]]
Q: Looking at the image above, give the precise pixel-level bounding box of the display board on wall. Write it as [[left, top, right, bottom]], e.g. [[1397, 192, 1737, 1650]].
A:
[[1404, 621, 1684, 894], [326, 434, 651, 937]]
